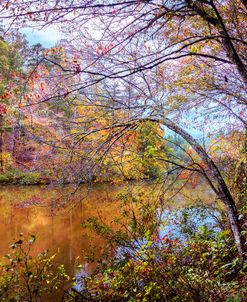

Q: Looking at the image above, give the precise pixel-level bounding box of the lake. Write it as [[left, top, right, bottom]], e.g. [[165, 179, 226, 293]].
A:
[[0, 182, 216, 299], [0, 184, 129, 275]]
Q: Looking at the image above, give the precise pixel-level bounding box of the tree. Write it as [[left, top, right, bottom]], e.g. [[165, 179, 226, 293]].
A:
[[1, 0, 246, 260], [0, 32, 26, 172]]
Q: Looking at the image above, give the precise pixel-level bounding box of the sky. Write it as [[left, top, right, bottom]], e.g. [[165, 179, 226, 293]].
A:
[[20, 27, 62, 47]]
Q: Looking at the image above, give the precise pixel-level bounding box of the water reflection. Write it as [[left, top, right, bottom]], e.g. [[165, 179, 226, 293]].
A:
[[0, 182, 216, 299], [0, 184, 125, 278]]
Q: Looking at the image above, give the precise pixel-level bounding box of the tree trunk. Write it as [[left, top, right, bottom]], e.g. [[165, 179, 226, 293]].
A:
[[143, 116, 246, 261], [186, 0, 247, 86], [163, 117, 246, 261]]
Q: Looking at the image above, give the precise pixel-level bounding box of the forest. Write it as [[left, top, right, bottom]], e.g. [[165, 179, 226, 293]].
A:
[[0, 0, 246, 301]]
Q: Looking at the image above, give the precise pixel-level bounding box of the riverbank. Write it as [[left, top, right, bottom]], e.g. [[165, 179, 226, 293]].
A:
[[0, 169, 154, 186], [0, 169, 47, 185]]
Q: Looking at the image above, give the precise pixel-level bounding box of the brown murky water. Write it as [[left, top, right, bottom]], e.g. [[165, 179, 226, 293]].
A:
[[0, 182, 215, 300], [0, 182, 215, 260], [0, 184, 128, 277]]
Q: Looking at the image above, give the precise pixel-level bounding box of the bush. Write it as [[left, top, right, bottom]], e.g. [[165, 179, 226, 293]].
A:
[[0, 174, 10, 184], [6, 168, 24, 184], [0, 199, 246, 301], [0, 235, 71, 301], [74, 199, 247, 302], [19, 172, 41, 185], [74, 229, 246, 302], [0, 169, 42, 185]]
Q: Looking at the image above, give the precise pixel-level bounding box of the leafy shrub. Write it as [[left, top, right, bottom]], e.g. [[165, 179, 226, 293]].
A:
[[74, 198, 247, 302], [0, 174, 10, 184], [73, 229, 246, 302], [0, 198, 246, 301], [0, 169, 42, 185], [0, 234, 71, 301], [5, 168, 26, 184], [19, 172, 41, 185]]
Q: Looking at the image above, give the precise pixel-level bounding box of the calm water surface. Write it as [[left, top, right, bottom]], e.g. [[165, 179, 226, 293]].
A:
[[0, 184, 127, 276], [0, 182, 215, 299]]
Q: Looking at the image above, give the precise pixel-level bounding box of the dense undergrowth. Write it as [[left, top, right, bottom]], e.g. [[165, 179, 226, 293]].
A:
[[0, 197, 246, 302], [0, 169, 43, 185]]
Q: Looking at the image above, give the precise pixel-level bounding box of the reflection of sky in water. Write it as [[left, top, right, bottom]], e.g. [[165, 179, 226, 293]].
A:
[[117, 207, 220, 258], [0, 184, 218, 300], [159, 207, 220, 241], [74, 263, 89, 292], [75, 206, 220, 290]]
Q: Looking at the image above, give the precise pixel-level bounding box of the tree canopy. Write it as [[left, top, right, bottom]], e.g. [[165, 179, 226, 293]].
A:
[[0, 0, 246, 259]]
